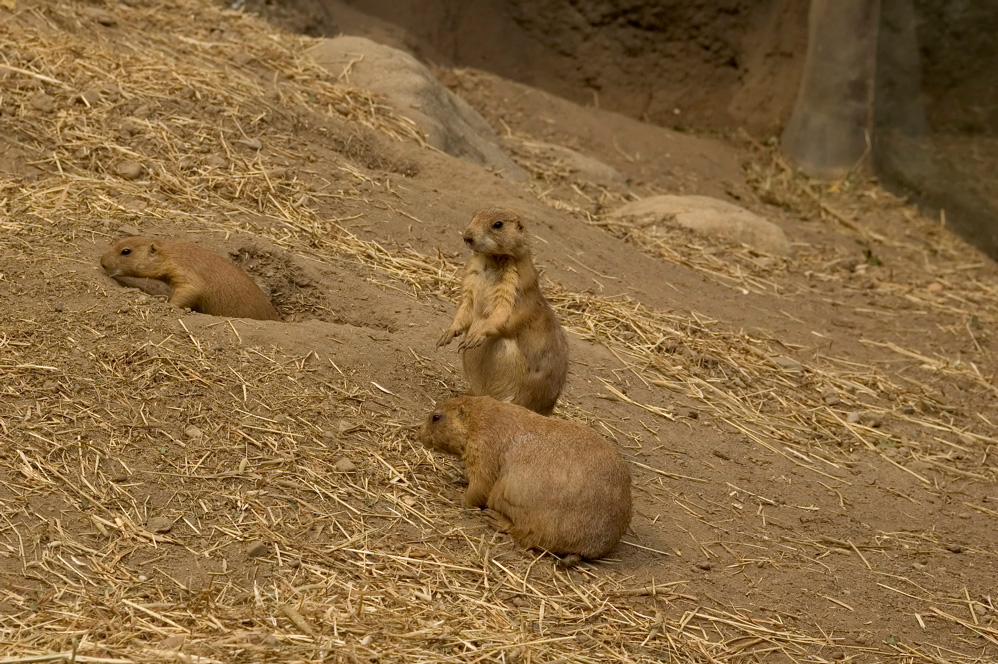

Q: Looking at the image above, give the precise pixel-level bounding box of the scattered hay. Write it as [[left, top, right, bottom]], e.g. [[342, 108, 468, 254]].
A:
[[0, 1, 995, 663], [313, 224, 996, 488]]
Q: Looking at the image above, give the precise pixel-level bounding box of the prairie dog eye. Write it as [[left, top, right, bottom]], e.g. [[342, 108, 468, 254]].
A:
[[121, 248, 131, 255], [492, 221, 503, 229], [431, 413, 441, 422]]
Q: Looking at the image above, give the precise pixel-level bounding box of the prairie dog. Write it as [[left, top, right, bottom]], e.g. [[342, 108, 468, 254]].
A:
[[419, 396, 632, 560], [437, 208, 568, 415], [100, 236, 281, 321]]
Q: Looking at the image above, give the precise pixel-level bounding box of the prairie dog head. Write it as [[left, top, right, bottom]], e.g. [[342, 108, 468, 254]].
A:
[[462, 208, 527, 257], [100, 236, 166, 278], [418, 397, 473, 456]]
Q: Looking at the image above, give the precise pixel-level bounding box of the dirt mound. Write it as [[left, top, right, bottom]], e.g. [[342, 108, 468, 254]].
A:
[[1, 2, 996, 664]]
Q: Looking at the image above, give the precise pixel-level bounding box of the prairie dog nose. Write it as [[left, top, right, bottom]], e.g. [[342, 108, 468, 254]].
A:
[[463, 232, 474, 245]]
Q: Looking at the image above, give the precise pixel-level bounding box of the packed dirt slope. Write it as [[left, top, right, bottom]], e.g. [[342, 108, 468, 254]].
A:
[[1, 2, 996, 664]]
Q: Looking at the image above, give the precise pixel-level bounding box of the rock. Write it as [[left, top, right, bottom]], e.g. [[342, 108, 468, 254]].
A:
[[147, 516, 173, 534], [29, 92, 55, 113], [333, 458, 357, 472], [846, 411, 862, 424], [308, 36, 526, 180], [945, 543, 966, 554], [238, 138, 262, 151], [117, 224, 141, 236], [695, 561, 714, 571], [115, 160, 144, 180], [610, 195, 792, 256], [509, 138, 624, 185], [246, 540, 269, 557], [184, 425, 204, 439]]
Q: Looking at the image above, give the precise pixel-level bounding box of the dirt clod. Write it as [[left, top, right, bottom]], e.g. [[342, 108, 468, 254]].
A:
[[83, 8, 117, 26], [78, 88, 102, 106], [115, 160, 144, 180], [29, 92, 55, 113], [159, 635, 185, 650], [821, 387, 841, 405], [772, 356, 804, 373], [204, 154, 228, 169], [147, 517, 173, 534], [333, 458, 357, 472]]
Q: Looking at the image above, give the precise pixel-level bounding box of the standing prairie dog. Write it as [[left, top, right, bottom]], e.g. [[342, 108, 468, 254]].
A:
[[437, 208, 568, 415], [419, 396, 632, 561], [100, 236, 281, 321]]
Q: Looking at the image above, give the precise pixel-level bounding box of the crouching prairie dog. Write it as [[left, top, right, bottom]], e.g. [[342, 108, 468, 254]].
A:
[[100, 236, 281, 321], [419, 396, 632, 561], [437, 208, 568, 415]]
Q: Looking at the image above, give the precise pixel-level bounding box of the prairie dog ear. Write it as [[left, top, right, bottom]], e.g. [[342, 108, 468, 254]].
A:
[[457, 405, 468, 421], [148, 243, 159, 255]]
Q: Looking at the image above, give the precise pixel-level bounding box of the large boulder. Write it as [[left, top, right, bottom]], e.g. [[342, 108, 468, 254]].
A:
[[309, 36, 526, 180], [610, 195, 792, 256]]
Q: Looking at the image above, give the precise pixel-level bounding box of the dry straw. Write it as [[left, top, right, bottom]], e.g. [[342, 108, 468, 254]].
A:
[[1, 1, 995, 663]]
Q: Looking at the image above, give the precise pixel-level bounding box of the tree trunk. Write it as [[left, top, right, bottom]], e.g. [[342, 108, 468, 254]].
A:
[[781, 0, 880, 179]]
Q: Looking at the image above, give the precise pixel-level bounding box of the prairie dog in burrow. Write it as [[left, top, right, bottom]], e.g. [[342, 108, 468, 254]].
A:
[[100, 236, 280, 321]]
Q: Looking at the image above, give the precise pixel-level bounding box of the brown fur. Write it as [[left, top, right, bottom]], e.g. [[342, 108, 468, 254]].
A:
[[419, 396, 632, 560], [100, 236, 281, 321], [437, 208, 568, 415]]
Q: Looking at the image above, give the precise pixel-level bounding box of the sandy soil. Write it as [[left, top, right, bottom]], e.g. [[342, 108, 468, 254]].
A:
[[0, 2, 996, 663]]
